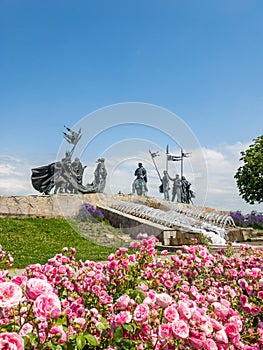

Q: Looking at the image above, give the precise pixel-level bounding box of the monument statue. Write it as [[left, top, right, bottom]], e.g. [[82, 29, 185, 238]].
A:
[[181, 176, 195, 204], [31, 126, 105, 195], [92, 158, 107, 193], [132, 162, 148, 196], [161, 170, 170, 201], [168, 173, 182, 202]]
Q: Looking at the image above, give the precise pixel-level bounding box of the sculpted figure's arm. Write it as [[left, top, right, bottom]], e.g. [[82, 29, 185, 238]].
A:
[[167, 173, 175, 181]]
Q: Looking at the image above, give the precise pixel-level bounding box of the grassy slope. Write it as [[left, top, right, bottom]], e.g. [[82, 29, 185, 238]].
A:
[[0, 217, 116, 268]]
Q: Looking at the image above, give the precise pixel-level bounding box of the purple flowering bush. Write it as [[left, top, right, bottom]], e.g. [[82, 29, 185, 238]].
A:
[[230, 211, 263, 230], [2, 238, 263, 349], [78, 203, 104, 222]]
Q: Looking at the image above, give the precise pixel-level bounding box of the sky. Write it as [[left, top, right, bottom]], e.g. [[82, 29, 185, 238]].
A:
[[0, 0, 262, 213]]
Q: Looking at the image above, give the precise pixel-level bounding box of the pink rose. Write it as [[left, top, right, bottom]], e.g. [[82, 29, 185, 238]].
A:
[[178, 300, 192, 319], [207, 290, 218, 303], [164, 305, 179, 323], [161, 250, 168, 256], [156, 293, 173, 308], [0, 332, 24, 350], [238, 278, 248, 289], [224, 323, 239, 338], [33, 293, 61, 321], [228, 315, 243, 332], [171, 319, 189, 339], [212, 302, 229, 319], [49, 325, 67, 343], [210, 318, 223, 331], [26, 278, 53, 300], [251, 305, 260, 316], [215, 329, 229, 344], [242, 303, 252, 313], [12, 276, 27, 287], [130, 241, 139, 249], [0, 282, 22, 308], [164, 280, 173, 289], [116, 294, 131, 310], [181, 284, 189, 293], [147, 290, 157, 303], [200, 320, 213, 336], [189, 334, 206, 349], [19, 323, 33, 336], [240, 294, 248, 305], [158, 323, 172, 340], [0, 270, 8, 282], [204, 338, 218, 350], [133, 303, 150, 323], [115, 311, 132, 325]]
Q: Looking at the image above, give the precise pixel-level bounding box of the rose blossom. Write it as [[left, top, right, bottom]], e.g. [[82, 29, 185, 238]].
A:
[[228, 315, 243, 332], [178, 300, 193, 319], [215, 329, 229, 343], [26, 278, 53, 300], [164, 305, 179, 323], [130, 241, 139, 249], [33, 293, 61, 321], [224, 323, 239, 338], [133, 303, 150, 323], [189, 334, 206, 349], [210, 318, 223, 331], [204, 338, 218, 350], [212, 302, 229, 319], [0, 332, 24, 350], [12, 276, 27, 287], [171, 319, 189, 339], [0, 282, 22, 308], [158, 323, 172, 340], [156, 293, 173, 308], [116, 294, 131, 310], [49, 325, 67, 343], [19, 322, 33, 337], [115, 311, 132, 325], [207, 290, 218, 303]]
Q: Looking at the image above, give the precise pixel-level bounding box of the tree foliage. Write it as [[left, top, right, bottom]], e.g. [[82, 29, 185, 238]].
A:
[[234, 135, 263, 204]]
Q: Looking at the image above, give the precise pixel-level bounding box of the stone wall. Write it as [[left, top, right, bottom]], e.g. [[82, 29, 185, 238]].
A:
[[0, 194, 110, 218], [0, 194, 253, 245]]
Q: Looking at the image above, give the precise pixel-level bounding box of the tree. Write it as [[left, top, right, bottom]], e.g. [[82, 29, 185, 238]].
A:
[[234, 135, 263, 204]]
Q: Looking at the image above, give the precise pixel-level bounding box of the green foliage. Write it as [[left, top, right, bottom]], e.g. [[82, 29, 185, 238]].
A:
[[234, 135, 263, 204], [0, 217, 115, 268]]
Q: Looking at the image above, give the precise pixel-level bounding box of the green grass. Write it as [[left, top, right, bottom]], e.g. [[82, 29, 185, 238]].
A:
[[0, 218, 116, 268]]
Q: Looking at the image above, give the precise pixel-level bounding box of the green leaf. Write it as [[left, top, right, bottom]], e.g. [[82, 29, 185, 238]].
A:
[[76, 335, 86, 350], [85, 333, 98, 346], [122, 324, 133, 332], [114, 327, 124, 342]]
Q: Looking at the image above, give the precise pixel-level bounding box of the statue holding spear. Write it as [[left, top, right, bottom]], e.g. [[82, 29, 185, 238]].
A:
[[149, 150, 170, 201]]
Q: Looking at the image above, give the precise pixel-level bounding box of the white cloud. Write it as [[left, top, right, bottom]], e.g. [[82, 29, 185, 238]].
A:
[[0, 141, 262, 213]]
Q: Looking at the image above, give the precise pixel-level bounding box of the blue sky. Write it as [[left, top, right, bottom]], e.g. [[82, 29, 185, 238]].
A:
[[0, 0, 262, 212]]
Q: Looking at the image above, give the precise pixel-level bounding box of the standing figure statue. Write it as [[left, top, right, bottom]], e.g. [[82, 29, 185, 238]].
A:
[[161, 170, 170, 201], [181, 176, 195, 204], [168, 173, 182, 202], [60, 151, 77, 193], [71, 157, 87, 186], [53, 161, 67, 194], [132, 162, 148, 196], [93, 158, 107, 193]]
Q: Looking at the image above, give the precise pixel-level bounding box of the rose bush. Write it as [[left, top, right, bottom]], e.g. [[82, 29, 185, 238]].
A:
[[0, 238, 263, 349]]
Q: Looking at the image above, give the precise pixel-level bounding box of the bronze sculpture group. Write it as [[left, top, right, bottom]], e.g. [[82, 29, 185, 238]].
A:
[[31, 127, 194, 204], [132, 160, 194, 204], [31, 127, 107, 195]]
